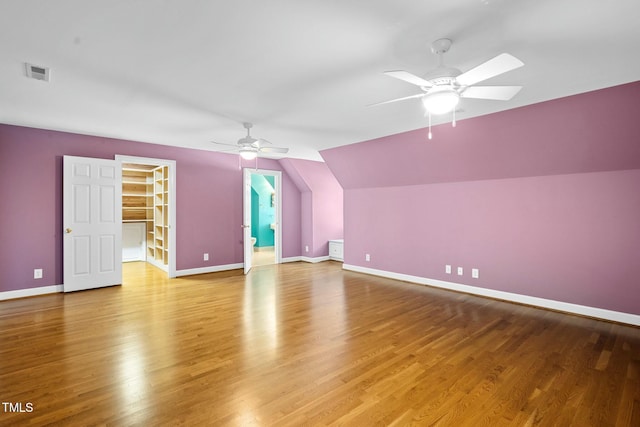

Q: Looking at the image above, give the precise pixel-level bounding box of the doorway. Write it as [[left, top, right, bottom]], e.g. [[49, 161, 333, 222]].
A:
[[117, 155, 176, 278], [243, 168, 282, 274]]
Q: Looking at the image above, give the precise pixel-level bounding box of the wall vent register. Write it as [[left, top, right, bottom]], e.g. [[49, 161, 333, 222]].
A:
[[25, 63, 51, 82]]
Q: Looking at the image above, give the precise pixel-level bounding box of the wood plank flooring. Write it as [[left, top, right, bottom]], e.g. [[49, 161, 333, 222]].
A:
[[1, 261, 639, 426]]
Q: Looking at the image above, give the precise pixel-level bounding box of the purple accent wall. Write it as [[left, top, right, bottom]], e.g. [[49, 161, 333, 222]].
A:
[[323, 81, 640, 189], [322, 81, 640, 315], [344, 171, 640, 314], [280, 170, 302, 258], [0, 124, 302, 292], [280, 159, 343, 258]]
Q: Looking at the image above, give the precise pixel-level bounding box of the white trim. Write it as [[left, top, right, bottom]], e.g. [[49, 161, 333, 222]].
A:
[[301, 256, 331, 264], [0, 285, 63, 301], [282, 256, 302, 263], [343, 264, 640, 327], [176, 263, 244, 277]]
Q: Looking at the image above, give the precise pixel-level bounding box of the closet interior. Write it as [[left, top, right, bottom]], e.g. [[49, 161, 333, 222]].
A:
[[122, 163, 169, 271]]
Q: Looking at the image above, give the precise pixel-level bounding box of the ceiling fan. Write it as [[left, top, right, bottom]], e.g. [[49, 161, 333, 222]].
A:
[[212, 122, 289, 160], [374, 38, 524, 137]]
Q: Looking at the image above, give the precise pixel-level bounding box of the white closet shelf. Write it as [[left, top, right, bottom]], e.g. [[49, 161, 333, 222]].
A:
[[123, 163, 170, 272]]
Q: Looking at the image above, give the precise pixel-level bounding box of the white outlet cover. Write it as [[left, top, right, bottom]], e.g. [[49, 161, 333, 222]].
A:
[[34, 269, 43, 279], [457, 267, 463, 276], [365, 254, 370, 262], [472, 268, 479, 278], [445, 265, 452, 274], [204, 253, 209, 261], [305, 245, 309, 252]]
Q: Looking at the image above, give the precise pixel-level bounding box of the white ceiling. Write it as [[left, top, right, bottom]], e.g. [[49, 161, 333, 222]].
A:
[[2, 0, 639, 161]]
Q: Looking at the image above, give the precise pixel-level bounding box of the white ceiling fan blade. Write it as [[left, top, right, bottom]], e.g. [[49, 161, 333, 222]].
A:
[[211, 141, 239, 148], [456, 53, 524, 86], [214, 123, 287, 156], [210, 142, 240, 153], [251, 138, 274, 149], [368, 93, 424, 107], [260, 146, 289, 154], [461, 85, 523, 101], [384, 70, 433, 88]]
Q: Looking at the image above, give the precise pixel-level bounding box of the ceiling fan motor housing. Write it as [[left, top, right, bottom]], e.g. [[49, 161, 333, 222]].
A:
[[424, 67, 462, 87], [238, 136, 258, 146]]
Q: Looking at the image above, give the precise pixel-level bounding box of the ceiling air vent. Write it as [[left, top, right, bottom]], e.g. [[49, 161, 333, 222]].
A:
[[25, 63, 51, 82]]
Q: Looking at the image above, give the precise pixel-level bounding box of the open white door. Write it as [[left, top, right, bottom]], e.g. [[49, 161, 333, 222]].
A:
[[63, 156, 122, 292], [243, 168, 253, 274], [243, 168, 283, 273]]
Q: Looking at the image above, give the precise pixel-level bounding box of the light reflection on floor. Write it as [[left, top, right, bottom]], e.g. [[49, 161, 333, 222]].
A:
[[243, 268, 279, 360], [252, 247, 275, 266]]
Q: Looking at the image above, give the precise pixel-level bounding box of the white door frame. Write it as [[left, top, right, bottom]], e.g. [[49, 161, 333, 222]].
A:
[[116, 155, 177, 278], [243, 168, 282, 274]]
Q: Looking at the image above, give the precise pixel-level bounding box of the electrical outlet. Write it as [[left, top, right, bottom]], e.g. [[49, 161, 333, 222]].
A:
[[305, 245, 309, 253], [34, 269, 43, 279], [203, 253, 209, 261], [472, 268, 479, 279], [445, 264, 452, 274], [457, 267, 463, 276], [365, 253, 371, 262]]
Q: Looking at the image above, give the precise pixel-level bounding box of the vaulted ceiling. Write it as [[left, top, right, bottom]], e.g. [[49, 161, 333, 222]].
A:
[[2, 0, 639, 160]]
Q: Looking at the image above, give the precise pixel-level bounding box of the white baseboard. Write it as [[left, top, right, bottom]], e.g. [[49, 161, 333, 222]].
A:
[[176, 263, 243, 277], [0, 284, 63, 301], [177, 257, 318, 275], [175, 257, 325, 274], [301, 256, 331, 264], [343, 264, 640, 327]]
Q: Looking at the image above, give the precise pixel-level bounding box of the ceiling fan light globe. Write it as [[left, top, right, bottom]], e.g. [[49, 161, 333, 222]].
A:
[[240, 149, 257, 160], [422, 88, 460, 115]]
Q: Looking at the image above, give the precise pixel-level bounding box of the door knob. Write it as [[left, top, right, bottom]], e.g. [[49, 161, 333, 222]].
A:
[[65, 228, 72, 234]]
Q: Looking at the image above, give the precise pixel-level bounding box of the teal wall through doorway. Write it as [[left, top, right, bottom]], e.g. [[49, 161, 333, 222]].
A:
[[250, 174, 275, 247]]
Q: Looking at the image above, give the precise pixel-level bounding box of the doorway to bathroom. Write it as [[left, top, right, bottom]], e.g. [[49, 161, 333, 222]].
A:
[[243, 168, 282, 273]]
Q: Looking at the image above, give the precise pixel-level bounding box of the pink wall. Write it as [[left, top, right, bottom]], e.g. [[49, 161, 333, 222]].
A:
[[280, 159, 343, 258], [322, 81, 640, 316], [0, 124, 302, 292], [323, 81, 640, 189], [344, 170, 640, 314]]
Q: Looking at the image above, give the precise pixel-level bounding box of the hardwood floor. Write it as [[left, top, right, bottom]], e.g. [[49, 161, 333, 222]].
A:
[[1, 261, 639, 426], [253, 247, 275, 267]]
